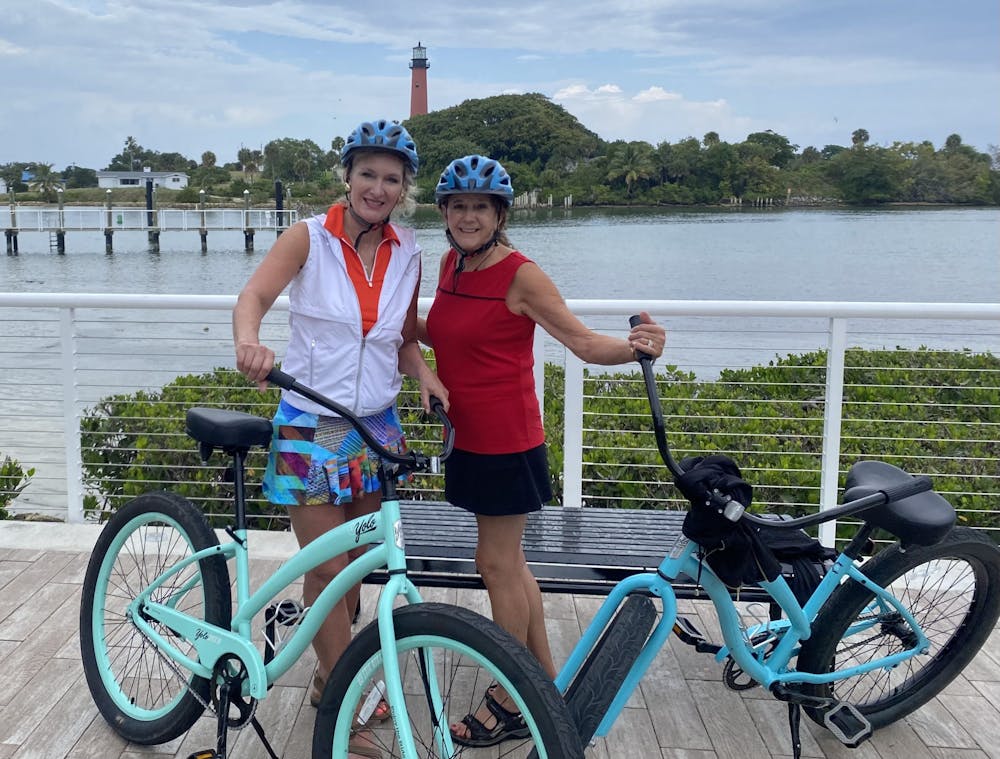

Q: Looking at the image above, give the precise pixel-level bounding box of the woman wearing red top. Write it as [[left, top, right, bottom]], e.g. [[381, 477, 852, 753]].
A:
[[421, 155, 665, 748]]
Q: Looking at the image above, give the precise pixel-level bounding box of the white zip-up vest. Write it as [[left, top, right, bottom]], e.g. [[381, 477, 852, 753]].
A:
[[280, 214, 421, 417]]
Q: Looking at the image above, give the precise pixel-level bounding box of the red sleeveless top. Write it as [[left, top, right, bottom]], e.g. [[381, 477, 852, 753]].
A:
[[426, 249, 544, 454]]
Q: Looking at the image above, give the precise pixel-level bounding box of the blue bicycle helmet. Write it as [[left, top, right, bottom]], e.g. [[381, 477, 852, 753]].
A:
[[342, 119, 419, 175], [435, 155, 514, 206]]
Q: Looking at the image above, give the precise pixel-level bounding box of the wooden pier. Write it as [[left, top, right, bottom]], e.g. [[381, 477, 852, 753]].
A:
[[2, 193, 297, 254]]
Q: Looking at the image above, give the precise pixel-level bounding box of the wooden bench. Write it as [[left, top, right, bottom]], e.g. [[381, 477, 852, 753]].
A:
[[367, 501, 772, 601]]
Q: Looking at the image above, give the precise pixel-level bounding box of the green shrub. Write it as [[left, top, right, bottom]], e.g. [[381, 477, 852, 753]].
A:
[[80, 367, 280, 526], [576, 347, 1000, 534], [78, 349, 1000, 536], [0, 455, 34, 519]]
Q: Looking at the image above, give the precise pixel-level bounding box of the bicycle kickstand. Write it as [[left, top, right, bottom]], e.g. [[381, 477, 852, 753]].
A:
[[186, 671, 279, 759], [185, 679, 233, 759], [787, 702, 802, 759]]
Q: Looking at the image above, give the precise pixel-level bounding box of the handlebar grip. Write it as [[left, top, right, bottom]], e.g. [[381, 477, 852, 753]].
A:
[[882, 475, 933, 503], [266, 367, 296, 390], [629, 313, 655, 363], [428, 395, 455, 461]]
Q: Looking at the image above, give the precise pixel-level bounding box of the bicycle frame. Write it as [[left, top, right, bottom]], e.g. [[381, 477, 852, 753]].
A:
[[556, 530, 935, 740], [556, 318, 944, 740], [125, 363, 460, 759]]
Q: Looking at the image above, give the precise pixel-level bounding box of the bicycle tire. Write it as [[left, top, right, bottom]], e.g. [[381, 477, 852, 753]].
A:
[[563, 594, 657, 745], [80, 491, 232, 744], [312, 602, 584, 759], [797, 525, 1000, 729]]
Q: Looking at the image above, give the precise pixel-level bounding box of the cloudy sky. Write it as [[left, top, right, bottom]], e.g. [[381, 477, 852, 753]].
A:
[[2, 0, 998, 171]]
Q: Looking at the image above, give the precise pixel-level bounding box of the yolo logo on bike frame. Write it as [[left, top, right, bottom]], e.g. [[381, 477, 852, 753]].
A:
[[355, 514, 378, 544]]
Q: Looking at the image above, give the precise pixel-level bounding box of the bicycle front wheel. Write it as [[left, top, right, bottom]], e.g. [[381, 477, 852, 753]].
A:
[[79, 491, 232, 744], [797, 526, 1000, 728], [312, 602, 583, 759]]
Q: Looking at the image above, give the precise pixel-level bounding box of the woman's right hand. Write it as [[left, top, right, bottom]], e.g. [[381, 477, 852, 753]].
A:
[[235, 341, 275, 391]]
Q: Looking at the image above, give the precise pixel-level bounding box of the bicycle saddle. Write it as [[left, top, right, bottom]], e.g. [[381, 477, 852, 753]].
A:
[[186, 407, 273, 451], [842, 460, 955, 546]]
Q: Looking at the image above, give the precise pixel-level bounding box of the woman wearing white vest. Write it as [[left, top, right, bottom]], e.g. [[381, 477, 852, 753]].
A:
[[233, 119, 447, 757]]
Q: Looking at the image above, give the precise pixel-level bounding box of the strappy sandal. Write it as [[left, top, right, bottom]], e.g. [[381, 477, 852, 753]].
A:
[[310, 672, 392, 724], [450, 686, 529, 747]]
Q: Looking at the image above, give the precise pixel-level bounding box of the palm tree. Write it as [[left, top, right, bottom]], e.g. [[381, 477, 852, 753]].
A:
[[606, 142, 655, 198], [237, 147, 260, 181], [29, 163, 60, 202]]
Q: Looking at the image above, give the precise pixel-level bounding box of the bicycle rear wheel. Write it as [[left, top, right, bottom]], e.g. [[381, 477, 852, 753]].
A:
[[797, 526, 1000, 728], [312, 602, 583, 759], [80, 491, 232, 744]]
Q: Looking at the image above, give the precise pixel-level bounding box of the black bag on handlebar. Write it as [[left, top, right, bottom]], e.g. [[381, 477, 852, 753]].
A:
[[676, 455, 781, 588], [754, 518, 837, 605]]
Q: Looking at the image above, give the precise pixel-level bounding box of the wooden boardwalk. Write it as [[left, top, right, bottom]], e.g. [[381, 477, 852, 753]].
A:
[[1, 521, 999, 759]]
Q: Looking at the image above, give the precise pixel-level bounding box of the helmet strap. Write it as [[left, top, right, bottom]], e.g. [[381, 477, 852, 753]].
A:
[[446, 228, 500, 291], [446, 228, 499, 262], [346, 200, 389, 251]]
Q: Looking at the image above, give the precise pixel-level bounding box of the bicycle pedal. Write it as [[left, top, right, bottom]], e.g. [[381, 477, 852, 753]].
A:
[[266, 599, 304, 626], [186, 751, 217, 759], [673, 615, 721, 653], [823, 702, 873, 748], [673, 615, 706, 644]]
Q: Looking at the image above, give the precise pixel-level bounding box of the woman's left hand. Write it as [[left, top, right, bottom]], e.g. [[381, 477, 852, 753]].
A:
[[628, 311, 666, 360], [419, 371, 450, 414]]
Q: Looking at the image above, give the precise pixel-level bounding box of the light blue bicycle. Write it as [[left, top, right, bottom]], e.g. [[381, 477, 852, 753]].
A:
[[79, 368, 583, 759], [557, 317, 1000, 758]]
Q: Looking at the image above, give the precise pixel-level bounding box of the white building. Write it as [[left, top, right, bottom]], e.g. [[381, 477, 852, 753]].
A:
[[97, 169, 189, 190]]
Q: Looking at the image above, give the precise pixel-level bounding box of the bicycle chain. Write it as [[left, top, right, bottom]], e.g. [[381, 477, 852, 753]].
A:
[[833, 613, 896, 656], [133, 617, 257, 731]]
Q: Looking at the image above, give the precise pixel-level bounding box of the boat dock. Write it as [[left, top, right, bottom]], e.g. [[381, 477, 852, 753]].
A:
[[2, 201, 298, 253]]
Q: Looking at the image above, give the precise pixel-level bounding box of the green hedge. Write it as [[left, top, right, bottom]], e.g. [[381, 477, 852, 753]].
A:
[[0, 454, 34, 519], [79, 348, 1000, 533]]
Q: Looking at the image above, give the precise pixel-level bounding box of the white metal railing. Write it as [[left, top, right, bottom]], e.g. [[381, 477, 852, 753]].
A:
[[0, 206, 298, 232], [1, 293, 998, 545]]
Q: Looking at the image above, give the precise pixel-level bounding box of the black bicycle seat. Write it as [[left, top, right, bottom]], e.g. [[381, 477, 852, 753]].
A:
[[842, 460, 955, 546], [186, 407, 273, 450]]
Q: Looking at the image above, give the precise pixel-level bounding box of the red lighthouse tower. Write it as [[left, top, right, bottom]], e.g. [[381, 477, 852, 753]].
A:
[[409, 42, 429, 117]]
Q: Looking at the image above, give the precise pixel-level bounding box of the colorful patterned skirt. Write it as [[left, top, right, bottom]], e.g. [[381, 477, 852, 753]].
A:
[[262, 398, 408, 507]]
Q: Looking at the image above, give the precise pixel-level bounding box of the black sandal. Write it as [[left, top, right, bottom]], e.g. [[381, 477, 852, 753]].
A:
[[450, 687, 530, 747]]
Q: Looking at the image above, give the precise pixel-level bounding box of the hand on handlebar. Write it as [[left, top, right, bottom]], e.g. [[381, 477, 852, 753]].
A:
[[628, 312, 666, 362], [235, 341, 275, 391], [418, 372, 450, 414]]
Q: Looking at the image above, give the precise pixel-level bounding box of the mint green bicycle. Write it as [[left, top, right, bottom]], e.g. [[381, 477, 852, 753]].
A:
[[79, 368, 583, 759]]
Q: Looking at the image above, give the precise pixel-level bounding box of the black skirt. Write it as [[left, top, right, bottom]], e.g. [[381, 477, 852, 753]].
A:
[[444, 444, 553, 516]]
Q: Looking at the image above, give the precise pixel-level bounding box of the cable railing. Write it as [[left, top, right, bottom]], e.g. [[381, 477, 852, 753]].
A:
[[1, 293, 997, 546]]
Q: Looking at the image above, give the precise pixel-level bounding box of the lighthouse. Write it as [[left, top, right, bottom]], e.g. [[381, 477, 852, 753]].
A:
[[409, 42, 429, 117]]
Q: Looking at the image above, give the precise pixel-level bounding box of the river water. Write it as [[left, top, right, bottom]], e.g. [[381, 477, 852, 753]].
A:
[[3, 205, 998, 303]]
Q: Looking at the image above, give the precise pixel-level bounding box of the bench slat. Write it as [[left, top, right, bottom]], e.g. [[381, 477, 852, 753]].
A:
[[366, 502, 740, 598]]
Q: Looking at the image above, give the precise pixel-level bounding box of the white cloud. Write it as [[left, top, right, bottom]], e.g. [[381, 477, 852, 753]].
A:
[[634, 86, 682, 103], [553, 82, 760, 144], [0, 38, 27, 55]]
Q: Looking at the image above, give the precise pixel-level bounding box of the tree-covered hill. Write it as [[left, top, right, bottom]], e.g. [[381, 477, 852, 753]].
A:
[[403, 93, 605, 200]]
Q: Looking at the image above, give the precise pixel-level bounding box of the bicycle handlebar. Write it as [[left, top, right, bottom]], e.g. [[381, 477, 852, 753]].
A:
[[628, 315, 933, 528], [630, 314, 685, 479], [266, 367, 454, 472]]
